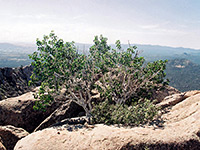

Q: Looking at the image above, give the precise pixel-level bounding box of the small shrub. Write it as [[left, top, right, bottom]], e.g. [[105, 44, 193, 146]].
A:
[[91, 99, 159, 126]]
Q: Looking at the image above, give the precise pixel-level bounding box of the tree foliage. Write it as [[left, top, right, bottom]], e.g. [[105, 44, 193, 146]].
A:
[[29, 31, 168, 125]]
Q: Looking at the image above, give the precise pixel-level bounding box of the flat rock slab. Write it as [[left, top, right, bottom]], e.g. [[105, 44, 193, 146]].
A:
[[15, 92, 200, 150]]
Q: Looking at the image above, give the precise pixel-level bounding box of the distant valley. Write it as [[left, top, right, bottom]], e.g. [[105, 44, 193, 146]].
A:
[[0, 43, 36, 68], [0, 42, 200, 92]]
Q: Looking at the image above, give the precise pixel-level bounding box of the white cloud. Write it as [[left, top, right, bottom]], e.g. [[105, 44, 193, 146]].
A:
[[14, 14, 49, 19], [140, 24, 159, 29]]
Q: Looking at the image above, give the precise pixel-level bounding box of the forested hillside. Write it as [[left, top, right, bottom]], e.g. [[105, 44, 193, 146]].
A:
[[166, 59, 200, 92]]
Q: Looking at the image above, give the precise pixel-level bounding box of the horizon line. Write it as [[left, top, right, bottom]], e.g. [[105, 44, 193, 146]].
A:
[[0, 41, 200, 51]]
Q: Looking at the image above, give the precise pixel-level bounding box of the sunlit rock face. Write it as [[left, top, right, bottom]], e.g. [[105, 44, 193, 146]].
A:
[[14, 91, 200, 150]]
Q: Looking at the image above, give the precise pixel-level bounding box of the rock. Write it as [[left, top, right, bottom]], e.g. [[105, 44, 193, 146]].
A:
[[0, 125, 28, 150], [21, 65, 34, 81], [50, 116, 89, 131], [0, 142, 6, 150], [151, 85, 180, 103], [183, 90, 200, 98], [157, 93, 185, 108], [0, 89, 64, 132], [158, 90, 200, 108], [161, 92, 200, 123], [14, 91, 200, 150], [0, 65, 35, 100], [34, 100, 85, 131]]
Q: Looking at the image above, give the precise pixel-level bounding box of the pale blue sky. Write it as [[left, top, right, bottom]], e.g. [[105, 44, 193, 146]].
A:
[[0, 0, 200, 49]]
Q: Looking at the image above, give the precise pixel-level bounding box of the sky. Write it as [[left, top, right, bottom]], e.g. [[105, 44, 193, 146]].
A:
[[0, 0, 200, 49]]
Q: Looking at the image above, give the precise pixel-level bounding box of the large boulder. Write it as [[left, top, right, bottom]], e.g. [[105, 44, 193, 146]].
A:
[[0, 125, 28, 150], [15, 91, 200, 150], [0, 89, 64, 132]]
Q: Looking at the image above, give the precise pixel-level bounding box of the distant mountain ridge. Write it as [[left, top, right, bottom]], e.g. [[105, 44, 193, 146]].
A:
[[1, 42, 200, 67], [75, 43, 200, 64], [134, 44, 200, 64], [0, 42, 36, 52]]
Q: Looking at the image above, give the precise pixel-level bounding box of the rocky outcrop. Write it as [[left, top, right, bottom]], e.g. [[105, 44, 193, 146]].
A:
[[0, 87, 86, 150], [0, 89, 64, 132], [0, 125, 28, 150], [0, 65, 35, 100], [151, 85, 180, 103], [15, 91, 200, 150], [158, 90, 200, 108]]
